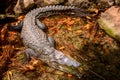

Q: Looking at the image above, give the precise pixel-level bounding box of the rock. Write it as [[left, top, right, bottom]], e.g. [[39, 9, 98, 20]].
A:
[[14, 0, 35, 14], [35, 0, 89, 7], [34, 0, 65, 6], [44, 0, 64, 5], [14, 0, 22, 14], [90, 0, 114, 6], [98, 6, 120, 42], [34, 0, 45, 6], [106, 0, 115, 6], [23, 0, 34, 8], [66, 0, 89, 6], [115, 0, 120, 5]]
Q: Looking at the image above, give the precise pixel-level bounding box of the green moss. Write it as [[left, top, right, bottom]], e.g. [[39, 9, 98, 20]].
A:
[[98, 18, 120, 41]]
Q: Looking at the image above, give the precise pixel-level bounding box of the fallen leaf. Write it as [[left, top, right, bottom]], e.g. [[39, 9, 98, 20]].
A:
[[86, 16, 92, 19], [18, 16, 24, 21], [67, 74, 72, 78], [76, 30, 82, 34], [67, 27, 72, 31], [32, 60, 38, 65], [26, 65, 35, 70], [59, 46, 65, 50], [84, 24, 90, 29]]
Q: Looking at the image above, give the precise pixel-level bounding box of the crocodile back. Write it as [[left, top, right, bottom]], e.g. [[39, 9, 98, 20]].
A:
[[21, 5, 76, 50]]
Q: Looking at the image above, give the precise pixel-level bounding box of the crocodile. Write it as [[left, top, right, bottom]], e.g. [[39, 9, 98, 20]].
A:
[[20, 5, 87, 79]]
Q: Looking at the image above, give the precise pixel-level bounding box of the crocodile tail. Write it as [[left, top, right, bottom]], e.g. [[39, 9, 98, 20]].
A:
[[73, 8, 92, 17]]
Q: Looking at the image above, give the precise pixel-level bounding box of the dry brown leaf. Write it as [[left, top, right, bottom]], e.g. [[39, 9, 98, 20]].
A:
[[76, 30, 82, 34], [67, 27, 72, 31], [84, 24, 90, 29], [67, 74, 73, 78], [86, 16, 92, 19], [26, 65, 35, 70], [59, 46, 65, 50], [18, 16, 24, 20]]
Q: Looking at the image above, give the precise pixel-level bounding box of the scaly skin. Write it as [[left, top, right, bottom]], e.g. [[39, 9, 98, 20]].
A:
[[21, 5, 82, 78]]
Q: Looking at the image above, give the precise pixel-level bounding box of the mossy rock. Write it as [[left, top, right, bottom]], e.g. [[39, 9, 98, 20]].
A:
[[98, 6, 120, 42]]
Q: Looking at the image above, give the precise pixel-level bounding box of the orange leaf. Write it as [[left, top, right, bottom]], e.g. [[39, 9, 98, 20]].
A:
[[59, 46, 65, 50], [26, 65, 35, 70], [86, 16, 92, 19], [84, 24, 90, 29], [67, 27, 72, 31], [32, 60, 38, 65], [18, 16, 24, 21], [76, 30, 82, 34], [67, 74, 72, 78]]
